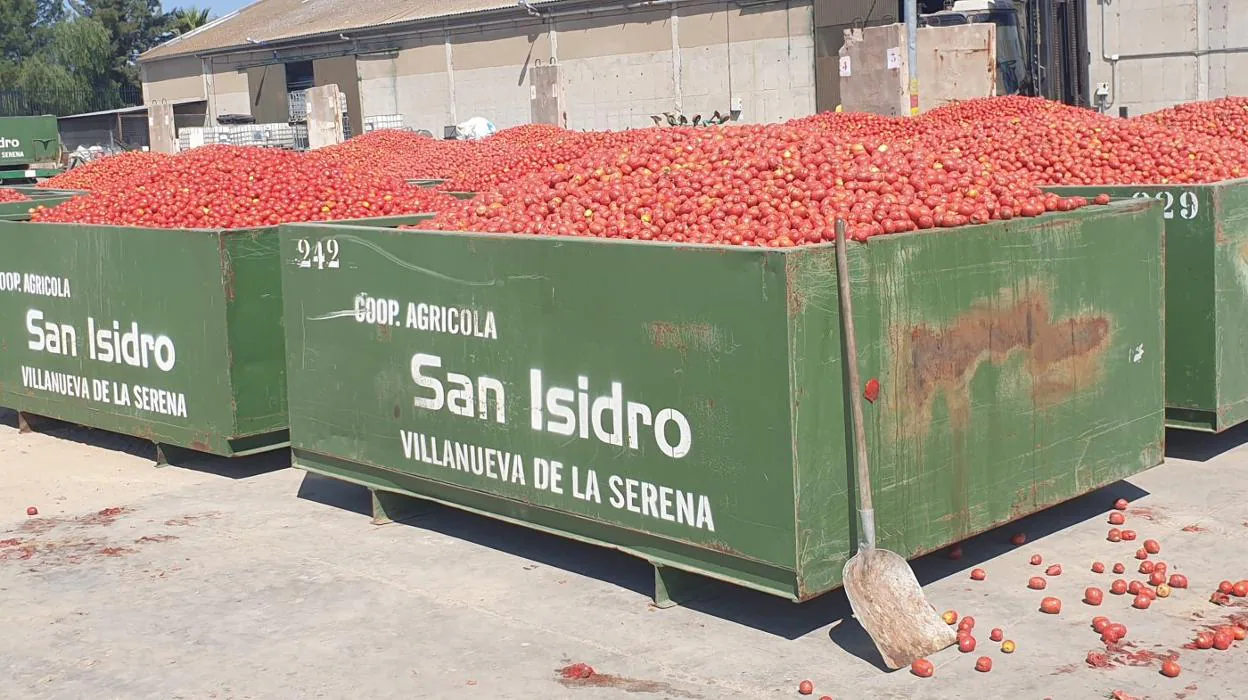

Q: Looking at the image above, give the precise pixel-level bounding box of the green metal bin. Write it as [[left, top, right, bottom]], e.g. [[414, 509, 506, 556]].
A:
[[280, 199, 1165, 604], [1048, 180, 1248, 432], [0, 214, 434, 459]]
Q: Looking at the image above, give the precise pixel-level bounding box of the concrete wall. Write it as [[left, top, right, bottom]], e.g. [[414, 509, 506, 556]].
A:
[[140, 56, 206, 103], [838, 23, 995, 116], [204, 60, 252, 120], [451, 23, 552, 130], [677, 2, 815, 126], [557, 9, 675, 131], [145, 0, 818, 134], [1087, 0, 1248, 116]]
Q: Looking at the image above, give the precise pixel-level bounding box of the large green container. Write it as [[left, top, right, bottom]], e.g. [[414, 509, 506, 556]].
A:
[[0, 116, 61, 180], [1049, 180, 1248, 432], [280, 199, 1165, 604], [0, 214, 434, 458], [0, 189, 78, 219]]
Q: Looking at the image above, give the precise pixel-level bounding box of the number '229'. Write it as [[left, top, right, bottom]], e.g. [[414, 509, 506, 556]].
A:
[[1132, 190, 1198, 220], [296, 238, 341, 270]]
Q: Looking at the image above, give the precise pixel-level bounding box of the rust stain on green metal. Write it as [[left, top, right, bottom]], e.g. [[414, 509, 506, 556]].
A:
[[647, 321, 724, 354], [894, 290, 1112, 435]]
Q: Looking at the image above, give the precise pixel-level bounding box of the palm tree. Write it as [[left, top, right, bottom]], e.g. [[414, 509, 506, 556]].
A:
[[166, 7, 213, 36]]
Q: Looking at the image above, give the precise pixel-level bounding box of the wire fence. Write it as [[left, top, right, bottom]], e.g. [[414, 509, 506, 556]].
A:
[[0, 85, 143, 118]]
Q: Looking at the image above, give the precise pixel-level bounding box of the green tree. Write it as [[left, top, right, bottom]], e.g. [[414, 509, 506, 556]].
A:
[[165, 5, 209, 36], [14, 17, 118, 114], [0, 0, 38, 65], [68, 0, 166, 88]]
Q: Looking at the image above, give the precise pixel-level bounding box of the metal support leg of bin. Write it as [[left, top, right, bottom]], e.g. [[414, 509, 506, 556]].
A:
[[370, 489, 430, 526], [653, 564, 711, 609], [16, 411, 35, 434], [154, 443, 172, 468]]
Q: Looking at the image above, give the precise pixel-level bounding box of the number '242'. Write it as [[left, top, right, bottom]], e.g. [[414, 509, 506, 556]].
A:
[[295, 238, 341, 270], [1132, 190, 1198, 220]]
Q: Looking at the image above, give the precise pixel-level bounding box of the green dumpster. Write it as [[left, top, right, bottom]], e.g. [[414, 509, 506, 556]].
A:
[[0, 214, 434, 459], [280, 199, 1165, 604], [1048, 180, 1248, 432], [0, 185, 83, 219]]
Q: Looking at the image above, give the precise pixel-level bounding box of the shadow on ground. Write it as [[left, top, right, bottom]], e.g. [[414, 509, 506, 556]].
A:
[[296, 470, 1149, 666], [1166, 422, 1248, 463], [0, 409, 290, 480]]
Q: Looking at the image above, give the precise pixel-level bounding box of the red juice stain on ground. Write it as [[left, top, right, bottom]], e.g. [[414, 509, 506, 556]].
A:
[[555, 664, 693, 696], [1128, 506, 1161, 521], [1086, 652, 1113, 669], [1182, 523, 1207, 532]]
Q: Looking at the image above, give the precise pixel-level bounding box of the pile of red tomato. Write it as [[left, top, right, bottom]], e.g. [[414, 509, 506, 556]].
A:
[[28, 95, 1248, 238], [32, 145, 460, 229], [1137, 96, 1248, 143], [38, 151, 174, 192], [0, 188, 30, 203], [423, 118, 1093, 245]]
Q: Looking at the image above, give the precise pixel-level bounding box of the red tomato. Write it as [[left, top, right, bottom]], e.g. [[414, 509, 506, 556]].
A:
[[1161, 659, 1181, 678], [1029, 577, 1047, 590], [1213, 629, 1234, 650], [975, 656, 992, 672], [970, 568, 986, 581], [1139, 560, 1155, 574], [989, 627, 1003, 642], [1110, 579, 1128, 595], [798, 680, 814, 695], [1220, 580, 1235, 594], [910, 658, 934, 677], [1168, 574, 1189, 589], [1112, 563, 1126, 574], [1030, 554, 1044, 566], [1122, 530, 1138, 541], [1149, 571, 1167, 587], [958, 635, 977, 652], [1143, 539, 1161, 555], [1235, 581, 1248, 597], [1108, 512, 1126, 525], [1107, 529, 1122, 542], [1046, 564, 1063, 576], [1133, 594, 1151, 609], [1195, 632, 1214, 649], [1085, 587, 1104, 606], [1040, 596, 1062, 614], [1092, 561, 1106, 574], [958, 616, 975, 631], [1113, 498, 1129, 510]]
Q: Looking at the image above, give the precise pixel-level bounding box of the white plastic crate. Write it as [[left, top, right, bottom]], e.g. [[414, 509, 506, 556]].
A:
[[363, 114, 406, 132]]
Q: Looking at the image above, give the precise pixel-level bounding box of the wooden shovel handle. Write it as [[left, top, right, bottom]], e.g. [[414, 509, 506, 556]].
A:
[[835, 220, 876, 549]]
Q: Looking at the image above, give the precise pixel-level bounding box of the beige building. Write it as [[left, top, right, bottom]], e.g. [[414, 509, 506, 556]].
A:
[[138, 0, 823, 135]]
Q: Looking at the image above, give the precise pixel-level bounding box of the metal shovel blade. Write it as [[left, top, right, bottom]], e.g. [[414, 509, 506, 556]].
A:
[[842, 548, 957, 670]]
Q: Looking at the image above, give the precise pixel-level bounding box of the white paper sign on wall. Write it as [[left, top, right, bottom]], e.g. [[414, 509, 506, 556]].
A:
[[839, 56, 852, 77], [887, 48, 902, 70]]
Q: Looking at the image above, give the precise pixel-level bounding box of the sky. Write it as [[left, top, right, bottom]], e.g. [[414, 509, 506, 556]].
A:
[[203, 0, 254, 16]]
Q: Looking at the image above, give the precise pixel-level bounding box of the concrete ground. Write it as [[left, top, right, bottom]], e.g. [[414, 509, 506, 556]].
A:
[[3, 410, 1248, 700]]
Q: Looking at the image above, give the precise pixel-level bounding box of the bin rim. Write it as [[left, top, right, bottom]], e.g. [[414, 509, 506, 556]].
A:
[[289, 197, 1152, 254]]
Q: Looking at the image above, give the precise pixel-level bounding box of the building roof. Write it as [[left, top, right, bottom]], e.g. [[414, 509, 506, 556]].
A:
[[59, 99, 206, 120], [140, 0, 566, 62]]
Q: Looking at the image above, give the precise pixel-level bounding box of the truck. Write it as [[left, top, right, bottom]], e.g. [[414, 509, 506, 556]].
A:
[[0, 116, 64, 184], [920, 0, 1088, 107]]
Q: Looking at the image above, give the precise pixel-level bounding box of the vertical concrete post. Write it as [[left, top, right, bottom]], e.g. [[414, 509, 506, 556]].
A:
[[148, 100, 178, 153], [306, 84, 345, 149]]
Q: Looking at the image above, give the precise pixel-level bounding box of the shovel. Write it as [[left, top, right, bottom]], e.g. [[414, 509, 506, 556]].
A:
[[833, 219, 957, 670]]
